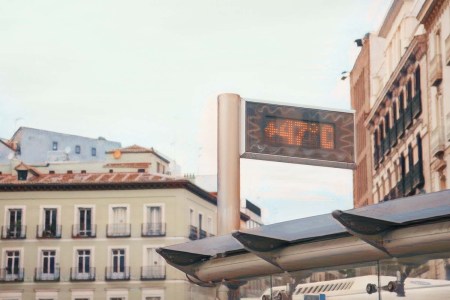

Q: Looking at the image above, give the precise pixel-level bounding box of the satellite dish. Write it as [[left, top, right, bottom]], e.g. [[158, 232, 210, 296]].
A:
[[7, 153, 14, 160], [64, 146, 71, 154]]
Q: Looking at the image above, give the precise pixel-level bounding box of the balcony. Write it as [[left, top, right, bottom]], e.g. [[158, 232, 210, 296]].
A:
[[431, 126, 445, 157], [199, 229, 207, 239], [388, 187, 397, 201], [189, 225, 198, 240], [404, 171, 413, 196], [72, 224, 96, 238], [382, 136, 390, 156], [446, 34, 450, 66], [0, 268, 24, 282], [389, 125, 397, 148], [141, 266, 166, 280], [373, 147, 380, 170], [36, 225, 62, 239], [396, 180, 404, 198], [105, 267, 130, 281], [141, 223, 166, 237], [34, 267, 60, 281], [412, 91, 422, 118], [412, 162, 425, 189], [70, 267, 95, 281], [396, 115, 405, 139], [430, 53, 443, 86], [106, 223, 131, 238], [404, 104, 413, 129], [1, 225, 26, 239]]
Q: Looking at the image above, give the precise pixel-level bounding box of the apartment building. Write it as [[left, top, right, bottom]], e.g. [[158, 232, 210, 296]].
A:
[[417, 0, 450, 193], [351, 0, 442, 205], [8, 127, 121, 164], [350, 0, 450, 282], [0, 166, 218, 300]]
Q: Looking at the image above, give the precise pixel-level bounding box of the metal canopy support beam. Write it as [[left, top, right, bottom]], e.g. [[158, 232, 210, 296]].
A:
[[232, 231, 289, 272], [332, 209, 399, 255]]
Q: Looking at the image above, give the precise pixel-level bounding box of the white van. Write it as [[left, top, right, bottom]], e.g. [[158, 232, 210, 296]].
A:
[[245, 275, 450, 299]]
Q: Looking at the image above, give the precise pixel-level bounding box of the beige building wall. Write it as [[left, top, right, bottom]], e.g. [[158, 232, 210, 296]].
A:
[[0, 187, 217, 300]]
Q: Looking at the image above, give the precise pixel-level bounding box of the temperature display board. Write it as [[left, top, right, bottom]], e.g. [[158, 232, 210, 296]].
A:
[[241, 100, 355, 169]]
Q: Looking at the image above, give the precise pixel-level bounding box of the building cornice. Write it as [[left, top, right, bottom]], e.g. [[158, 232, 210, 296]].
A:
[[379, 0, 405, 38], [365, 34, 427, 128], [0, 180, 218, 206]]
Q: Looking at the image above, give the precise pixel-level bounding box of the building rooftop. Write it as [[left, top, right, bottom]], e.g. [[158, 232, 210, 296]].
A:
[[0, 171, 216, 204], [107, 144, 170, 163]]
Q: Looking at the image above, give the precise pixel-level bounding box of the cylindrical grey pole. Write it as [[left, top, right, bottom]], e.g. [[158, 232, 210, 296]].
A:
[[217, 93, 241, 236]]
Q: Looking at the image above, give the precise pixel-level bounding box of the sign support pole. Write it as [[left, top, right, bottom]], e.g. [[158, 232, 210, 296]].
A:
[[217, 93, 241, 236]]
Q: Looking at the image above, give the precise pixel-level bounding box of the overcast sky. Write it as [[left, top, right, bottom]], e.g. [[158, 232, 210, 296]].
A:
[[0, 0, 391, 224]]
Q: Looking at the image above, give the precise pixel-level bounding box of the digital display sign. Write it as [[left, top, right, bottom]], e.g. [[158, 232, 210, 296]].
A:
[[241, 100, 355, 169], [264, 117, 335, 150]]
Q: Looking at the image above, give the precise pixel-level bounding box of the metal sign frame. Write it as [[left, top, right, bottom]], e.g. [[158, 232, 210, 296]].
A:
[[240, 98, 355, 169]]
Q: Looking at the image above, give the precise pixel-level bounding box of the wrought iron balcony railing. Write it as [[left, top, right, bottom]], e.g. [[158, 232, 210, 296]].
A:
[[72, 224, 96, 238], [1, 225, 26, 239], [70, 267, 95, 281], [105, 267, 130, 281], [412, 91, 422, 119], [36, 225, 62, 239], [189, 225, 198, 240], [141, 223, 166, 237], [0, 268, 24, 282], [106, 223, 131, 237], [34, 267, 60, 281], [141, 266, 166, 280]]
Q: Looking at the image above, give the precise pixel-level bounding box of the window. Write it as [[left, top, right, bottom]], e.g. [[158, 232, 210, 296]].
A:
[[142, 247, 165, 279], [36, 250, 59, 281], [75, 207, 94, 237], [142, 289, 164, 300], [143, 205, 164, 236], [73, 249, 92, 280], [108, 205, 130, 237], [106, 248, 129, 280], [112, 249, 125, 273], [91, 147, 96, 157], [157, 162, 161, 173], [40, 208, 60, 238], [52, 142, 58, 151], [75, 145, 81, 154], [2, 250, 22, 281], [3, 207, 25, 239]]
